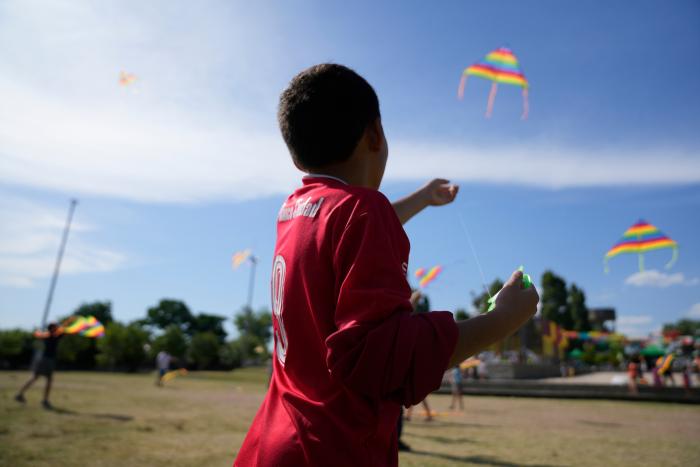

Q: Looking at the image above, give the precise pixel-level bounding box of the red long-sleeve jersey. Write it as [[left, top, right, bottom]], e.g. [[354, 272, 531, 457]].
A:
[[234, 176, 458, 466]]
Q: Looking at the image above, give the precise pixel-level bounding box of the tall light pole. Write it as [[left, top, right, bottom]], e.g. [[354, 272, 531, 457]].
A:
[[40, 199, 78, 330], [246, 255, 258, 312]]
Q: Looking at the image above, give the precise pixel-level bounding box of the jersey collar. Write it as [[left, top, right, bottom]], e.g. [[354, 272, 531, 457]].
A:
[[303, 174, 349, 185]]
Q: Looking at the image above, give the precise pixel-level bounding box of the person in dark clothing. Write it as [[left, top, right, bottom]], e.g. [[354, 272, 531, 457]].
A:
[[15, 318, 74, 409]]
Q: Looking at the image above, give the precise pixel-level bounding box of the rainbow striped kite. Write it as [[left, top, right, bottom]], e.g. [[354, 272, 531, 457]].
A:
[[415, 265, 443, 288], [64, 315, 105, 338], [457, 47, 529, 119], [604, 220, 678, 272]]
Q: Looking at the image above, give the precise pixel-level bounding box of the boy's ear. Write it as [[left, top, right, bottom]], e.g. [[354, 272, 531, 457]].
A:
[[366, 117, 384, 152]]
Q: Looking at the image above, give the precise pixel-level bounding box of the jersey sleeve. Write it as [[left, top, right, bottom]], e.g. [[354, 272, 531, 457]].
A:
[[325, 196, 458, 407]]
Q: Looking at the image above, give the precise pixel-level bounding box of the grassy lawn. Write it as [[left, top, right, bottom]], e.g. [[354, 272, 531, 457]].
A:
[[1, 369, 699, 466]]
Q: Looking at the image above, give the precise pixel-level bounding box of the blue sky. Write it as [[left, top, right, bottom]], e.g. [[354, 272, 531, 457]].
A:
[[1, 0, 699, 338]]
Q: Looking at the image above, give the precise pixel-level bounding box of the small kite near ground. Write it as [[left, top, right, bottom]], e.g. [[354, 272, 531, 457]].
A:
[[604, 220, 678, 272], [457, 47, 529, 119]]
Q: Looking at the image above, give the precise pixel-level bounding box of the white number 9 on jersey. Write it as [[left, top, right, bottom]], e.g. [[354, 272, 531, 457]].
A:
[[271, 255, 288, 366]]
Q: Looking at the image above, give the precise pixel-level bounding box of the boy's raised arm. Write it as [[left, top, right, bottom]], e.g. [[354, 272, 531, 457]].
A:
[[448, 269, 539, 367], [392, 178, 459, 225]]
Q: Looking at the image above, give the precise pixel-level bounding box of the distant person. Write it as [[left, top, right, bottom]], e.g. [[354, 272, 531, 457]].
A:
[[449, 365, 464, 411], [156, 350, 172, 387], [14, 318, 75, 409], [627, 356, 642, 394], [234, 64, 539, 466], [681, 357, 693, 394], [657, 354, 675, 387]]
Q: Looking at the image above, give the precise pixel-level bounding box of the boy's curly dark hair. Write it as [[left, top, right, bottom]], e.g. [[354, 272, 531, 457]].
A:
[[278, 64, 380, 170]]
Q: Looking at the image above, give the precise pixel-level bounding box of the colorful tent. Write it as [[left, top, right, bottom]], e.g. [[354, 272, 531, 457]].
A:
[[640, 344, 666, 357], [604, 220, 678, 272], [457, 47, 529, 119], [541, 319, 569, 358]]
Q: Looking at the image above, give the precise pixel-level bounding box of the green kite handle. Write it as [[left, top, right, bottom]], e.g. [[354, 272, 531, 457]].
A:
[[486, 266, 531, 312]]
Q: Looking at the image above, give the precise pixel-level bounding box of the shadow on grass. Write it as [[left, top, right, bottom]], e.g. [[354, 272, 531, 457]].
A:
[[577, 420, 621, 428], [406, 450, 563, 467], [48, 405, 133, 422], [411, 420, 498, 429], [406, 433, 476, 445]]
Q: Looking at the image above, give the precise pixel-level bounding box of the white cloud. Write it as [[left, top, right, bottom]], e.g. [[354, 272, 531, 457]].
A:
[[687, 303, 700, 319], [616, 315, 655, 338], [0, 196, 126, 288], [2, 1, 700, 205], [625, 269, 700, 288], [617, 315, 653, 325]]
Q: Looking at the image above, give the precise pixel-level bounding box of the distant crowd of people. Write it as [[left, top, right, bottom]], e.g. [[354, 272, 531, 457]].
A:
[[627, 352, 700, 394]]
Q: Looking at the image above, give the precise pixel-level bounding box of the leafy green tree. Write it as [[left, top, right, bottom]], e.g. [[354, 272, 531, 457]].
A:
[[188, 332, 221, 369], [219, 340, 243, 370], [151, 325, 188, 359], [662, 319, 700, 336], [235, 307, 272, 346], [540, 271, 573, 329], [454, 309, 470, 321], [57, 334, 95, 369], [0, 329, 34, 369], [568, 284, 590, 332], [146, 299, 194, 333], [471, 279, 504, 315], [189, 313, 227, 342], [414, 293, 430, 313], [96, 322, 150, 371], [235, 334, 269, 362], [74, 301, 113, 324]]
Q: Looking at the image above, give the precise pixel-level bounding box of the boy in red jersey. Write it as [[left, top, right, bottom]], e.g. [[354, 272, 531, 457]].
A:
[[235, 64, 539, 466]]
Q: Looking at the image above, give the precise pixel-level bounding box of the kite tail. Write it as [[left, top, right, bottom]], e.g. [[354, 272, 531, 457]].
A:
[[457, 73, 468, 100], [485, 82, 498, 118], [665, 246, 679, 270], [603, 256, 610, 274], [638, 254, 645, 272], [521, 88, 529, 120]]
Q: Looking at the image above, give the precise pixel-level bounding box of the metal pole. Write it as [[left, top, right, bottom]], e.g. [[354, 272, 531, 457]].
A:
[[246, 256, 258, 312], [40, 199, 78, 330]]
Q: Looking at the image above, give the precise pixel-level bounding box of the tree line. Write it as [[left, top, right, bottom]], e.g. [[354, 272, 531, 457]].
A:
[[0, 300, 271, 372]]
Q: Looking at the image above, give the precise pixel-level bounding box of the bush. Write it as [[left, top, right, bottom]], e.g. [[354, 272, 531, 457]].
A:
[[57, 333, 96, 369], [96, 322, 150, 372], [0, 329, 34, 369], [188, 332, 221, 369], [219, 340, 243, 370]]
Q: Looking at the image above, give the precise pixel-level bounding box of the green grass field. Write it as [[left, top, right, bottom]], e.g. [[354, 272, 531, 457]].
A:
[[1, 369, 699, 466]]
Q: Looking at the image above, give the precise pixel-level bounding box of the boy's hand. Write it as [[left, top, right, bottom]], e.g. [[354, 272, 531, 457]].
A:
[[393, 178, 459, 225], [493, 270, 539, 317], [421, 179, 459, 207], [409, 290, 422, 308]]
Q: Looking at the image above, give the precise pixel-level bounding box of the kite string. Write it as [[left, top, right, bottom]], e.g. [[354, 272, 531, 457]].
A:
[[457, 212, 491, 299]]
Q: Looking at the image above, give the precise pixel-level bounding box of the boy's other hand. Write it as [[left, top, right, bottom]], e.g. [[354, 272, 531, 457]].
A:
[[422, 179, 459, 206], [494, 270, 539, 317], [409, 290, 422, 308]]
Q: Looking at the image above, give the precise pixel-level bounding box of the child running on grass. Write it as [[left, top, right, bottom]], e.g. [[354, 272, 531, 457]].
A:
[[234, 64, 539, 466]]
